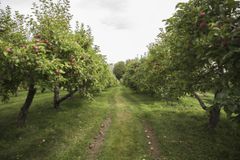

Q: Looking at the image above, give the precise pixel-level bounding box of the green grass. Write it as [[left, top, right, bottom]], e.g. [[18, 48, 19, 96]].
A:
[[0, 86, 240, 160], [0, 89, 116, 160], [121, 87, 240, 160], [98, 87, 149, 160]]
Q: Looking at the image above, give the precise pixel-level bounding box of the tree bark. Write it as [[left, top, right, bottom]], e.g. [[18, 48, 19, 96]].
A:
[[54, 87, 77, 109], [17, 83, 36, 126], [208, 104, 221, 129], [53, 85, 60, 109], [193, 92, 207, 110], [58, 88, 78, 104], [208, 90, 222, 129]]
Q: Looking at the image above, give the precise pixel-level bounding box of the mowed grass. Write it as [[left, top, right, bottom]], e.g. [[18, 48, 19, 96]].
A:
[[0, 88, 116, 160], [98, 88, 149, 160], [0, 86, 240, 160], [121, 87, 240, 160]]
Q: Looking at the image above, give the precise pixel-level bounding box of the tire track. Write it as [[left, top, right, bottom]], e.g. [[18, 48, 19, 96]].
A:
[[143, 120, 161, 160], [87, 117, 112, 160], [86, 89, 117, 160]]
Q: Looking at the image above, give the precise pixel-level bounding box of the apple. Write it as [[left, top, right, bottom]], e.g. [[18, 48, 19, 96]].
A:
[[199, 11, 206, 17], [6, 47, 13, 53], [33, 46, 39, 52], [199, 21, 208, 30], [69, 56, 76, 65], [35, 39, 41, 43], [99, 130, 104, 135], [21, 45, 27, 48], [43, 40, 49, 44], [34, 34, 41, 39], [89, 143, 94, 149], [222, 39, 228, 48], [55, 69, 60, 75]]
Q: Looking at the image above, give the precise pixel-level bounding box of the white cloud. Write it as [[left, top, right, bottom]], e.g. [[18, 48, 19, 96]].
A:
[[77, 0, 127, 12], [0, 0, 188, 63], [101, 16, 132, 30]]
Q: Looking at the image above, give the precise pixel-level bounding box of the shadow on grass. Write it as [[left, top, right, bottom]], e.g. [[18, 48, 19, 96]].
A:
[[120, 86, 240, 160], [0, 91, 110, 160]]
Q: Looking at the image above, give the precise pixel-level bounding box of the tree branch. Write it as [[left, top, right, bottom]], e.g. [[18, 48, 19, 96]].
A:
[[58, 88, 78, 104], [193, 92, 207, 110]]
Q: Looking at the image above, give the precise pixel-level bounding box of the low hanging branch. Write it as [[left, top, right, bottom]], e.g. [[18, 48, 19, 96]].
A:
[[58, 88, 78, 104], [193, 92, 207, 111], [54, 87, 78, 109]]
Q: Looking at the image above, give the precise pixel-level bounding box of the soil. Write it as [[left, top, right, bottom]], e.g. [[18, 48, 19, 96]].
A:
[[143, 120, 161, 160], [86, 117, 112, 160]]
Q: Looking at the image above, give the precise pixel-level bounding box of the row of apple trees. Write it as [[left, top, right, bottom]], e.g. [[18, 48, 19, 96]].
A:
[[0, 0, 117, 125], [123, 0, 240, 128]]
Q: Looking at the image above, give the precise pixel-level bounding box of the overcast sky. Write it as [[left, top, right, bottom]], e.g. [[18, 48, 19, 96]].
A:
[[0, 0, 188, 63]]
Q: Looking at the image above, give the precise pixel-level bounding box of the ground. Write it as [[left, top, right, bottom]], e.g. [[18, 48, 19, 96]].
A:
[[0, 86, 240, 160]]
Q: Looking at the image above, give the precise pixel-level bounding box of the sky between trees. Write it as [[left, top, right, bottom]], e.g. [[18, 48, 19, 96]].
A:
[[0, 0, 188, 63]]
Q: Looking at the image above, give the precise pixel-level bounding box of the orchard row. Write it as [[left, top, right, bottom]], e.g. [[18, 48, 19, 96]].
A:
[[122, 0, 240, 128], [0, 0, 117, 125]]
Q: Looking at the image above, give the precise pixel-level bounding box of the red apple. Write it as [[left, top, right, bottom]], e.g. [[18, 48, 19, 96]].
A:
[[43, 40, 49, 44], [222, 39, 229, 48], [33, 46, 39, 52], [199, 11, 206, 17], [199, 21, 208, 30]]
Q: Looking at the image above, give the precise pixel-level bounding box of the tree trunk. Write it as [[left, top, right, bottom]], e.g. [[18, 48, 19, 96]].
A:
[[208, 104, 220, 129], [208, 90, 222, 129], [17, 83, 36, 126], [53, 85, 60, 109], [54, 87, 77, 109]]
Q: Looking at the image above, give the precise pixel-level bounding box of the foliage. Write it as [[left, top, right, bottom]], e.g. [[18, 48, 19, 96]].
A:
[[113, 61, 126, 80], [123, 0, 240, 127], [0, 0, 117, 123], [0, 5, 60, 102]]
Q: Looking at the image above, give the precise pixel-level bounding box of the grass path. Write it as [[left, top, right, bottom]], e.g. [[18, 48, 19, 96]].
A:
[[98, 87, 158, 160], [0, 86, 240, 160]]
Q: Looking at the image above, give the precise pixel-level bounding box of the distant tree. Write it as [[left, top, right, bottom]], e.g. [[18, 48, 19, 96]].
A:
[[113, 61, 126, 80]]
